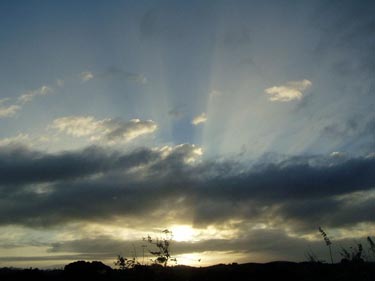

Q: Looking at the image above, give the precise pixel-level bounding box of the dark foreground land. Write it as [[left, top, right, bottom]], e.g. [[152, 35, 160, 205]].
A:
[[1, 261, 375, 281]]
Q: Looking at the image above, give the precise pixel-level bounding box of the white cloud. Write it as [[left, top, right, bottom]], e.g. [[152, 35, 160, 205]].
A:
[[105, 118, 157, 142], [0, 133, 30, 146], [18, 85, 52, 104], [0, 85, 52, 118], [52, 116, 103, 137], [265, 79, 312, 102], [51, 116, 157, 143], [157, 144, 203, 164], [330, 151, 345, 158], [80, 71, 94, 82], [192, 113, 207, 125], [0, 104, 21, 118], [0, 133, 54, 148]]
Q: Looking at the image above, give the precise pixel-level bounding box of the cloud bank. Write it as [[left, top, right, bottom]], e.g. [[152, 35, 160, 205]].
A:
[[0, 143, 374, 232]]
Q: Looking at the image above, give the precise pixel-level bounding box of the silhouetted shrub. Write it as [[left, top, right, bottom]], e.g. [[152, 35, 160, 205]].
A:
[[340, 244, 365, 264], [143, 229, 177, 267], [64, 260, 112, 278], [114, 255, 139, 269]]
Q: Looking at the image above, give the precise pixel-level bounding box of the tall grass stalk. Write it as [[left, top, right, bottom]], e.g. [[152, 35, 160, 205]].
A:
[[319, 226, 334, 264]]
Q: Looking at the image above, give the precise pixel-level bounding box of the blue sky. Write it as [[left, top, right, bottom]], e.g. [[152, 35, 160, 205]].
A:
[[0, 0, 374, 268]]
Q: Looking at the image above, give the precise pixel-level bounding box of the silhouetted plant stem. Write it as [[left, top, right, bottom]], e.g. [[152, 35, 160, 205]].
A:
[[329, 244, 333, 264], [319, 227, 334, 264]]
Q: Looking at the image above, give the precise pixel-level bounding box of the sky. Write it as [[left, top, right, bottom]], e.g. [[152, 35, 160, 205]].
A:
[[0, 0, 374, 268]]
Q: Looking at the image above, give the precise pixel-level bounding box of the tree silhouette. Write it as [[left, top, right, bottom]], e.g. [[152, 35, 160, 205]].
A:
[[144, 229, 176, 267]]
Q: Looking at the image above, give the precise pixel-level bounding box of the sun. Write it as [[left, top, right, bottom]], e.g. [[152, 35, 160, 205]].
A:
[[170, 225, 196, 242]]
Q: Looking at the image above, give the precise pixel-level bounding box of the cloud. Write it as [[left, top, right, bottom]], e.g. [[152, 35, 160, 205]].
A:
[[0, 104, 21, 118], [0, 142, 374, 232], [17, 85, 52, 104], [80, 71, 94, 82], [4, 227, 370, 265], [156, 144, 203, 165], [45, 226, 324, 260], [0, 133, 54, 149], [105, 118, 157, 142], [265, 79, 312, 102], [51, 116, 157, 143], [330, 151, 345, 158], [51, 116, 103, 137], [0, 98, 20, 118], [192, 113, 207, 125], [0, 145, 159, 186], [45, 226, 375, 263], [0, 85, 52, 118], [0, 134, 30, 146], [48, 229, 311, 259]]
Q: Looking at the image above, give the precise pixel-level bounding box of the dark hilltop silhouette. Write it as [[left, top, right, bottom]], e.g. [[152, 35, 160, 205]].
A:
[[1, 260, 375, 281]]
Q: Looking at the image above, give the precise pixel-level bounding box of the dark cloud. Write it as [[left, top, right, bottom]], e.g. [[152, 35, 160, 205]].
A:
[[277, 194, 375, 232], [0, 144, 374, 232], [0, 145, 159, 186], [0, 253, 113, 262]]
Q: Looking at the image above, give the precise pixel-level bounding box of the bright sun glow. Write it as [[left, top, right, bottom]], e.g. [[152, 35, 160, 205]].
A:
[[171, 225, 196, 242]]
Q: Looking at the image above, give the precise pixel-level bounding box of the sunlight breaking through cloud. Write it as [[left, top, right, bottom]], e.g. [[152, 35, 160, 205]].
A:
[[0, 0, 373, 269]]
